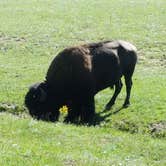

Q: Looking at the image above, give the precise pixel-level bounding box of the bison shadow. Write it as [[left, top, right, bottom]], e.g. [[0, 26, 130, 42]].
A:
[[93, 106, 126, 126]]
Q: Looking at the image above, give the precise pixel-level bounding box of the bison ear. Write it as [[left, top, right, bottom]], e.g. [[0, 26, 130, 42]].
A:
[[29, 82, 47, 102]]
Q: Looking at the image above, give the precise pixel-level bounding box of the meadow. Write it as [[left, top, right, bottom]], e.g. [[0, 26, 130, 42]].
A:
[[0, 0, 166, 165]]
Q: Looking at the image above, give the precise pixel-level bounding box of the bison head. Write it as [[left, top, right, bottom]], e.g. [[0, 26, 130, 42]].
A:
[[25, 82, 60, 122]]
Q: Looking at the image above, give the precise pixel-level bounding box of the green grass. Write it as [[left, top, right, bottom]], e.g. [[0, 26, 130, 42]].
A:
[[0, 0, 166, 165], [1, 113, 166, 166]]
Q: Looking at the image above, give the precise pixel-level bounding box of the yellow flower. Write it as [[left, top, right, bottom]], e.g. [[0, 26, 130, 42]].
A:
[[59, 105, 68, 113]]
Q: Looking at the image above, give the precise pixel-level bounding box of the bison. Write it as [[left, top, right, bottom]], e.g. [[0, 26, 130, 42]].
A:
[[25, 40, 137, 124]]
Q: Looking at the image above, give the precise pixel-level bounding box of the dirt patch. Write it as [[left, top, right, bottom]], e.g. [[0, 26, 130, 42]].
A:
[[0, 34, 26, 43], [0, 103, 26, 114], [149, 121, 166, 138], [63, 159, 77, 166], [113, 120, 139, 134]]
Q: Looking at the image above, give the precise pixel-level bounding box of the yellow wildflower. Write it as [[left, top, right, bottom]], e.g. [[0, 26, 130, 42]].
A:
[[59, 105, 68, 113]]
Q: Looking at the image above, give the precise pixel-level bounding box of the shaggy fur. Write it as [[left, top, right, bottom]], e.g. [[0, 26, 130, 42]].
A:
[[25, 40, 137, 124]]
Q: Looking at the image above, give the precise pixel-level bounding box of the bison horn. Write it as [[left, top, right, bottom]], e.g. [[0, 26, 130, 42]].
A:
[[39, 87, 47, 102]]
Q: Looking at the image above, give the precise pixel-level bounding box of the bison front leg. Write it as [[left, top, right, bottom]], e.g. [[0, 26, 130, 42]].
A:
[[64, 103, 80, 124], [64, 96, 95, 125], [80, 96, 95, 125], [104, 79, 123, 110]]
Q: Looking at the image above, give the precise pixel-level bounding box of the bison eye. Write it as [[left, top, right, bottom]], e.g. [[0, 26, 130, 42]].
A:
[[32, 94, 37, 99]]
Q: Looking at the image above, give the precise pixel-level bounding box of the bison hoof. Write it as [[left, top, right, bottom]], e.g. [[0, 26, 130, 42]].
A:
[[104, 103, 114, 111], [123, 103, 130, 108]]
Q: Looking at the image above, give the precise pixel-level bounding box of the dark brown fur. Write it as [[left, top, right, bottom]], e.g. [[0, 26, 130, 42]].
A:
[[25, 40, 137, 124]]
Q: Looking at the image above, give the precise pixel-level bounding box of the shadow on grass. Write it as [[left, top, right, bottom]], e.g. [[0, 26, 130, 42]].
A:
[[94, 106, 126, 125]]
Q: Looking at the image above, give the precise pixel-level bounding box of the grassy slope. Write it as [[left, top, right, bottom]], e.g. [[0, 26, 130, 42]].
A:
[[0, 0, 166, 165], [0, 113, 166, 166]]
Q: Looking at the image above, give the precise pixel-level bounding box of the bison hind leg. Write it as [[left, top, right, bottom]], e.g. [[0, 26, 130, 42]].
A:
[[123, 64, 136, 108], [104, 79, 123, 111], [123, 75, 133, 108]]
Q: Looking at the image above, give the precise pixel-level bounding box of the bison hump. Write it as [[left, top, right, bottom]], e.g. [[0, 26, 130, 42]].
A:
[[46, 46, 92, 85]]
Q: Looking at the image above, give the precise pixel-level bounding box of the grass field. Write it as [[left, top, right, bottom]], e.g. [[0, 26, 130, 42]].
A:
[[0, 0, 166, 165]]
